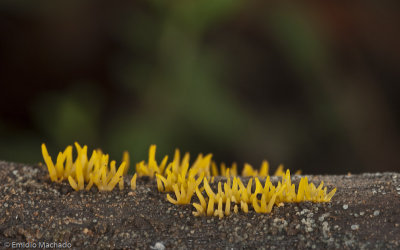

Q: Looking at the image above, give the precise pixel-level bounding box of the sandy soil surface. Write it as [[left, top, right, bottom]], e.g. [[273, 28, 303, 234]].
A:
[[0, 161, 399, 249]]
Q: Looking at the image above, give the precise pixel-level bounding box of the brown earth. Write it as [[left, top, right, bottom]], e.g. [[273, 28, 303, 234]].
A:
[[0, 161, 399, 249]]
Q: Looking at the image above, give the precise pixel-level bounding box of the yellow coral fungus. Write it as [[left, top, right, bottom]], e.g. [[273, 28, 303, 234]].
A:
[[166, 177, 197, 205], [42, 142, 130, 191], [42, 142, 337, 218], [86, 161, 126, 191], [189, 169, 336, 217]]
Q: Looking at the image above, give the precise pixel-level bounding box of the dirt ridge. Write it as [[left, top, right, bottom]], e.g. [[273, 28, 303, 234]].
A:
[[0, 161, 399, 249]]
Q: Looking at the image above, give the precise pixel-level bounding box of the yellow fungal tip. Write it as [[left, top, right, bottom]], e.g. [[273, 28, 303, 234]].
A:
[[131, 173, 137, 190]]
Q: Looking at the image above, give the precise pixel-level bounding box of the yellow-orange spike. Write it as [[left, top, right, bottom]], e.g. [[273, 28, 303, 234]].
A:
[[325, 188, 337, 201], [76, 158, 84, 190], [274, 164, 285, 177], [122, 151, 130, 175], [264, 176, 271, 193], [80, 145, 88, 167], [167, 194, 177, 205], [203, 177, 215, 198], [195, 172, 205, 187], [148, 145, 156, 168], [242, 163, 255, 177], [266, 194, 277, 213], [64, 146, 73, 178], [68, 176, 79, 191], [246, 178, 253, 196], [221, 163, 226, 177], [182, 152, 190, 168], [284, 169, 292, 187], [55, 152, 65, 180], [156, 174, 165, 192], [259, 160, 269, 177], [108, 161, 117, 183], [173, 184, 181, 202], [74, 142, 82, 153], [131, 173, 137, 190], [231, 162, 238, 176], [41, 143, 57, 182], [214, 197, 224, 219], [181, 162, 190, 179], [172, 148, 180, 173], [107, 162, 126, 191], [85, 174, 94, 191], [225, 198, 231, 216], [192, 203, 205, 216], [196, 188, 207, 209], [180, 184, 187, 202], [296, 178, 305, 202], [100, 154, 109, 174], [85, 150, 97, 182], [207, 195, 215, 216], [252, 196, 262, 213], [100, 166, 107, 191], [159, 155, 169, 175]]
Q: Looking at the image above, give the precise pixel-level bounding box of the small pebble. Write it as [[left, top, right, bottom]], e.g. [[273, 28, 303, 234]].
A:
[[343, 204, 348, 210], [150, 242, 165, 250], [351, 224, 359, 230], [373, 210, 380, 216]]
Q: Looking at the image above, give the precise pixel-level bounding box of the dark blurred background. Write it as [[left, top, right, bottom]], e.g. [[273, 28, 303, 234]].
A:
[[1, 1, 399, 174]]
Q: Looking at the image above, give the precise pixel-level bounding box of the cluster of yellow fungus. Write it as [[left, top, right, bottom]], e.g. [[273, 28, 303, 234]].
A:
[[41, 143, 137, 191], [192, 170, 336, 218], [133, 144, 336, 219], [42, 143, 336, 218]]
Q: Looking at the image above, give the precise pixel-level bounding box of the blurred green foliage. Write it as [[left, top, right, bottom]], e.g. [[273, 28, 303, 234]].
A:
[[1, 1, 399, 173]]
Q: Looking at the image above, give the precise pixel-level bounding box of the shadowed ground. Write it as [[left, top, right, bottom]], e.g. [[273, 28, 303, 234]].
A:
[[0, 161, 399, 249]]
